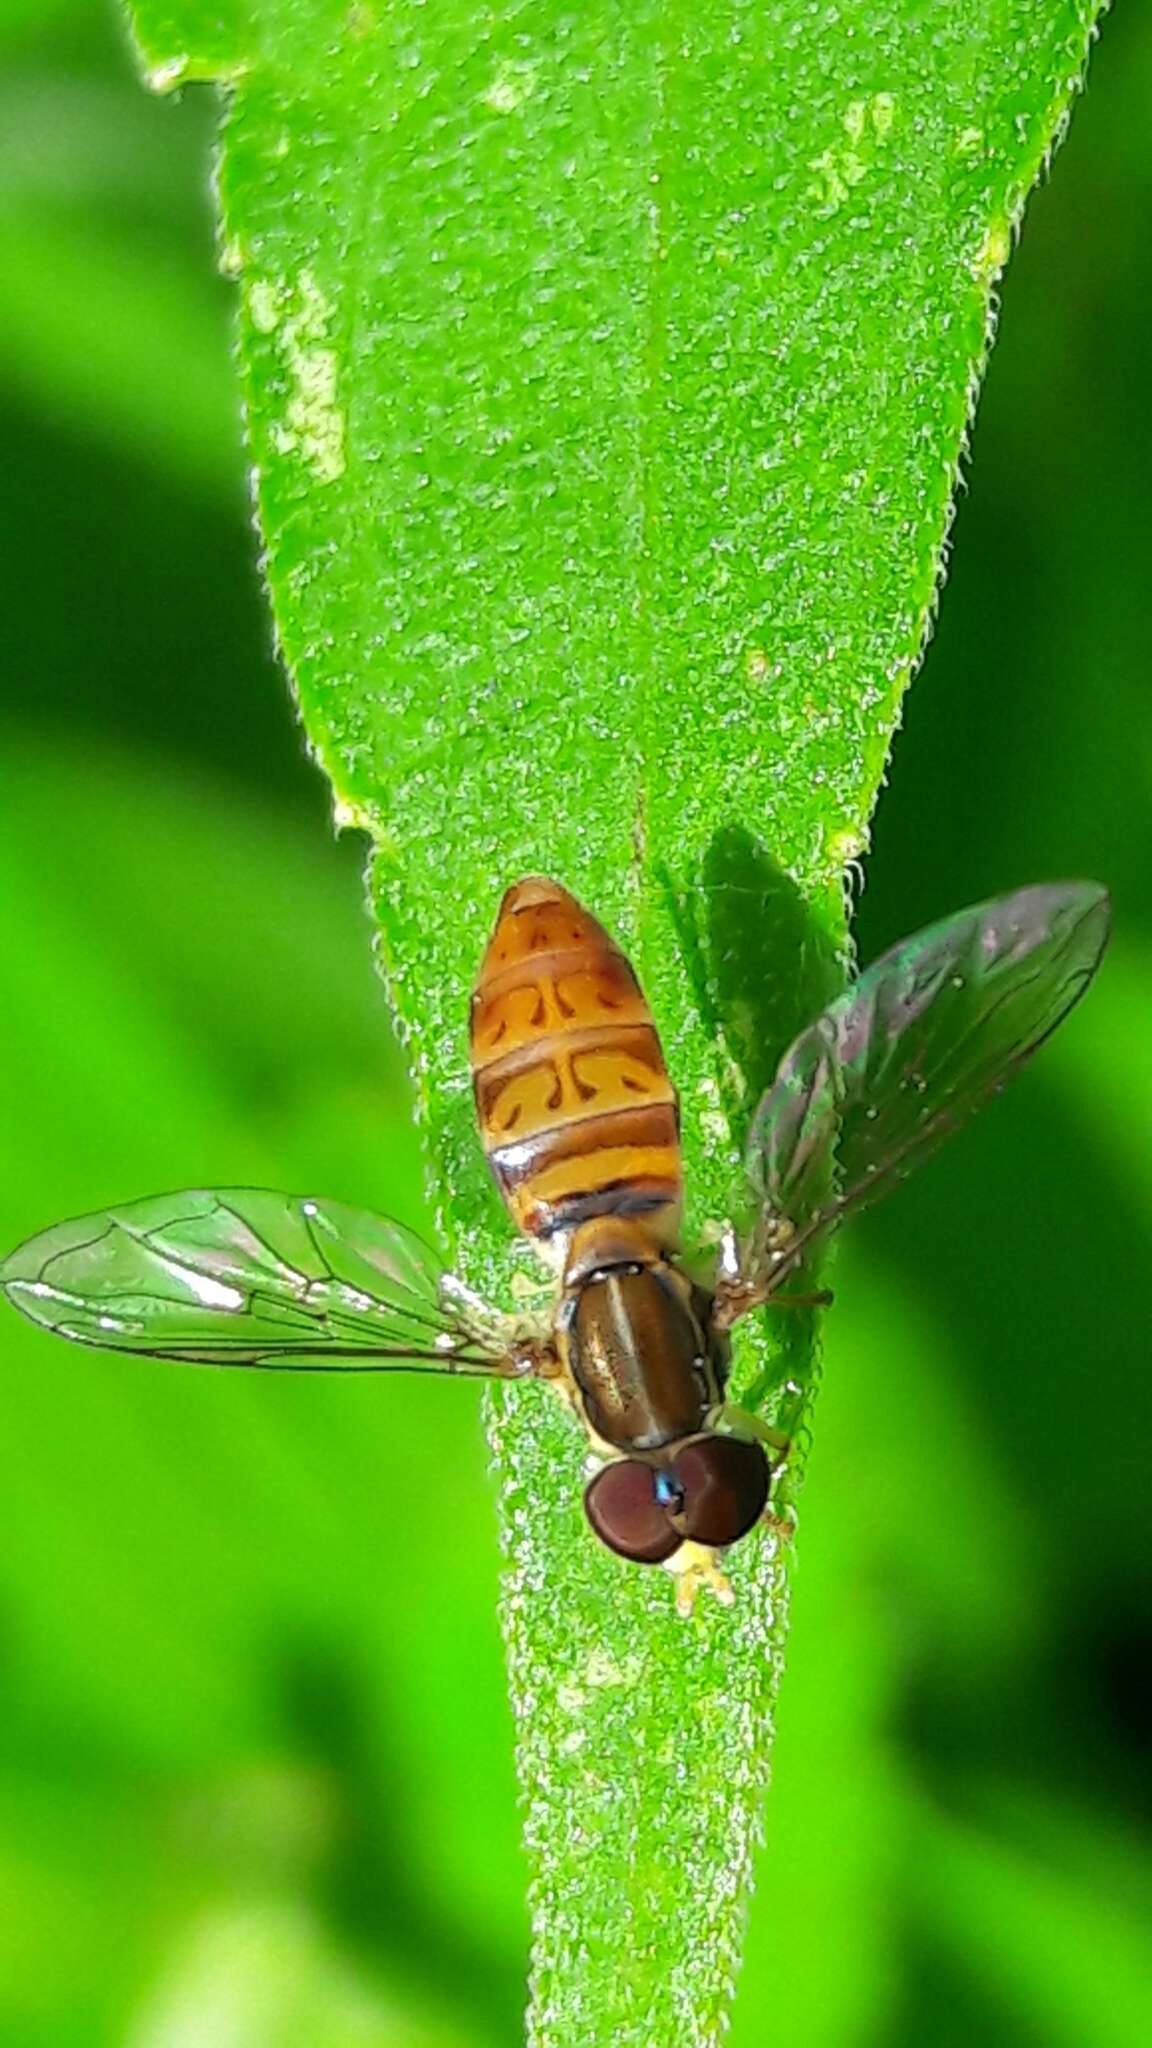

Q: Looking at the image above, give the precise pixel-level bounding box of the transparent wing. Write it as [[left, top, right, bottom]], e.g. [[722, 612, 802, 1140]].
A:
[[1, 1189, 524, 1374], [734, 882, 1110, 1306]]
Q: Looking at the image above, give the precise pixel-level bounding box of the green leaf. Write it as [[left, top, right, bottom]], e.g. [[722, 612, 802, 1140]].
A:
[[121, 1, 1106, 2039]]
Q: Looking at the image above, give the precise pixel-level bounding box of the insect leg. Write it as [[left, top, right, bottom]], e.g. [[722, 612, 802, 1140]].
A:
[[704, 1402, 792, 1459], [663, 1543, 737, 1618], [713, 1271, 833, 1328], [437, 1271, 559, 1374]]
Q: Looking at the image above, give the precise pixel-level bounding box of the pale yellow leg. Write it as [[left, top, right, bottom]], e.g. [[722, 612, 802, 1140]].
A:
[[662, 1541, 736, 1616]]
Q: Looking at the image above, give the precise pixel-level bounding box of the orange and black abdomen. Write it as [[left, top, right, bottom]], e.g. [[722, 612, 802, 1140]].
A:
[[470, 879, 681, 1244]]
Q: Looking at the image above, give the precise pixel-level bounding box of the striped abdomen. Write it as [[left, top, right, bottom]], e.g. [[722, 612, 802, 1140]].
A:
[[470, 878, 681, 1244]]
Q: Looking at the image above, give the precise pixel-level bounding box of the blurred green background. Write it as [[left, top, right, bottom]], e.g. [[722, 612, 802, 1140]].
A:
[[1, 5, 1149, 2045]]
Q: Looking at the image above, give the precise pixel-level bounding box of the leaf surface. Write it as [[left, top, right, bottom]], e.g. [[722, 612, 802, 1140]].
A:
[[122, 1, 1106, 2039]]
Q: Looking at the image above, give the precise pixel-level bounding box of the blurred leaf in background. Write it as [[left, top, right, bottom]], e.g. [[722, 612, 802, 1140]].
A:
[[0, 5, 1148, 2048]]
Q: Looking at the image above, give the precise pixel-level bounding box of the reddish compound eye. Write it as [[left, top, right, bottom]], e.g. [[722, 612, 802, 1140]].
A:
[[667, 1435, 769, 1548], [583, 1459, 681, 1564], [583, 1436, 771, 1564]]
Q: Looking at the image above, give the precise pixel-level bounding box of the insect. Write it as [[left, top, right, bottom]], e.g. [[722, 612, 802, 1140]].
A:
[[2, 876, 1109, 1606]]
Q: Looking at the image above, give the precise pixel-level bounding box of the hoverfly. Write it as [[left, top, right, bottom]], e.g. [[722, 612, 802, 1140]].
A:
[[2, 877, 1109, 1604]]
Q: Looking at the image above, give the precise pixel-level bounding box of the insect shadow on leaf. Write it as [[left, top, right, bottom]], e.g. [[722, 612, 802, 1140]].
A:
[[661, 825, 845, 1155], [659, 827, 846, 1421]]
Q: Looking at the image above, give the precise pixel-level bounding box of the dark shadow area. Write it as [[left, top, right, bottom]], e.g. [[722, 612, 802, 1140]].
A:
[[662, 825, 843, 1151], [0, 406, 326, 822], [863, 1074, 1149, 1592], [1096, 1611, 1152, 1767], [902, 1595, 1152, 1837], [861, 1069, 1152, 1848], [891, 1937, 1046, 2048], [662, 828, 844, 1408]]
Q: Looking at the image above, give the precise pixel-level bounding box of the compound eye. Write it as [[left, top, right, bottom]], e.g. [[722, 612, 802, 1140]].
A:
[[668, 1435, 769, 1548], [583, 1459, 682, 1564]]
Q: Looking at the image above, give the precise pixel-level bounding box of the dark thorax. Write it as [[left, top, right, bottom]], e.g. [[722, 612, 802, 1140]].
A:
[[559, 1217, 727, 1454]]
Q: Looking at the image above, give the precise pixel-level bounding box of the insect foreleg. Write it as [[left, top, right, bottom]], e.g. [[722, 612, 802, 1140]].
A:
[[704, 1403, 792, 1460], [436, 1273, 557, 1376]]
